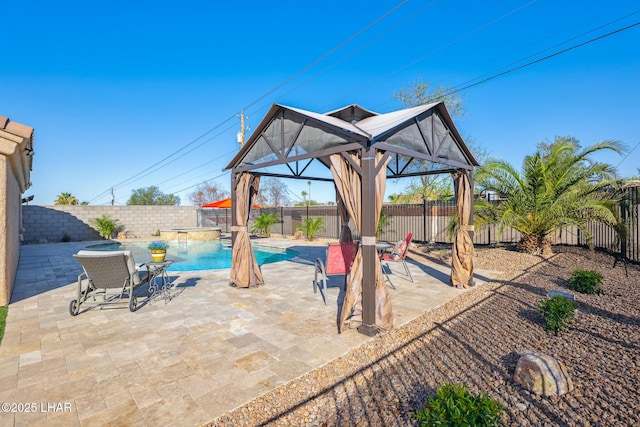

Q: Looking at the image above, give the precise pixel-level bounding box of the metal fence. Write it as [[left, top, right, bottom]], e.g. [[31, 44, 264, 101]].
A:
[[198, 186, 640, 263]]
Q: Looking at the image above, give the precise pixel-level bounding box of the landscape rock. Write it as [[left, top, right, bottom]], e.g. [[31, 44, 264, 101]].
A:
[[513, 352, 574, 396], [547, 289, 575, 301]]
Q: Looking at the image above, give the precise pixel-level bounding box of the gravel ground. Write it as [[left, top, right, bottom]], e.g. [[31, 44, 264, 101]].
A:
[[208, 244, 640, 426]]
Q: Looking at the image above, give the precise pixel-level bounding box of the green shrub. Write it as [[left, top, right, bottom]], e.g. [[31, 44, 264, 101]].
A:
[[0, 306, 7, 345], [568, 269, 604, 295], [296, 217, 325, 241], [413, 383, 502, 426], [251, 213, 280, 237], [538, 296, 576, 336], [60, 232, 71, 242], [376, 211, 392, 239], [90, 214, 120, 239]]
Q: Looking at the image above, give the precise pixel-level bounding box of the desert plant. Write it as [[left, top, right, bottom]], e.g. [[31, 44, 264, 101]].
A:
[[0, 306, 7, 345], [90, 215, 120, 239], [568, 269, 604, 295], [475, 137, 626, 254], [538, 296, 576, 336], [296, 217, 324, 241], [251, 213, 280, 237], [153, 229, 161, 237], [60, 232, 71, 242], [376, 211, 392, 239], [413, 382, 503, 426]]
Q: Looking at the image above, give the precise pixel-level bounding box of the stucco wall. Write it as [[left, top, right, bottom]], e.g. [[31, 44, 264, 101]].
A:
[[1, 159, 22, 305], [22, 205, 199, 243]]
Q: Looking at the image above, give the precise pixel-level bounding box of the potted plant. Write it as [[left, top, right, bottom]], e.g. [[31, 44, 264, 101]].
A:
[[148, 241, 169, 263]]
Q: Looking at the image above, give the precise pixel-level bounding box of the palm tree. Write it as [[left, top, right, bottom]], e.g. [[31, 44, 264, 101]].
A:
[[55, 192, 79, 205], [475, 137, 626, 255]]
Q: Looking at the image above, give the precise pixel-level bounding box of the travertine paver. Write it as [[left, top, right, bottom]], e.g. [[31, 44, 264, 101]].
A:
[[0, 239, 498, 426]]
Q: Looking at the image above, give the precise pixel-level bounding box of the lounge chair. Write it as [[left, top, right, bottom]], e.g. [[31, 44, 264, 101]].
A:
[[314, 241, 359, 305], [70, 250, 148, 315], [380, 232, 414, 284]]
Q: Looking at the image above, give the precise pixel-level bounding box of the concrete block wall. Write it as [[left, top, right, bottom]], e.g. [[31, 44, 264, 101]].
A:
[[22, 205, 198, 243]]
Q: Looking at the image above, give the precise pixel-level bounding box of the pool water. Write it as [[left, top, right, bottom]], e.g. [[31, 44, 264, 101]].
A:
[[86, 241, 297, 272]]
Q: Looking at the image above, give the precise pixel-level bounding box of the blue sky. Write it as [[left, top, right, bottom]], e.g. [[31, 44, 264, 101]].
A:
[[3, 0, 639, 205]]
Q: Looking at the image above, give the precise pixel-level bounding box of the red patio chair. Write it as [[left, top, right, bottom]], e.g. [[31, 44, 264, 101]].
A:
[[314, 241, 359, 305], [380, 232, 413, 283]]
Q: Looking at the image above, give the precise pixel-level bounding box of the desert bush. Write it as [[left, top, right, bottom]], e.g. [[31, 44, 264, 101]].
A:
[[568, 269, 604, 295], [296, 217, 324, 241], [251, 213, 280, 237], [90, 215, 120, 239], [413, 382, 503, 426], [539, 295, 576, 336]]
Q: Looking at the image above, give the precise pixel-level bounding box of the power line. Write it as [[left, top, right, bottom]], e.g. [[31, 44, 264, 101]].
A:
[[434, 21, 640, 100], [90, 2, 410, 204]]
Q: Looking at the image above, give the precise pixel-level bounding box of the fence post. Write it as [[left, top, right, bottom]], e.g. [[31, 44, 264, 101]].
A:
[[620, 198, 628, 260], [487, 193, 491, 245], [422, 199, 427, 243]]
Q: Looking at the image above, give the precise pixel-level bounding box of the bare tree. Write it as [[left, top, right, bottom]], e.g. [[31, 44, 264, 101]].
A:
[[392, 78, 488, 202], [188, 181, 229, 206], [260, 177, 290, 207]]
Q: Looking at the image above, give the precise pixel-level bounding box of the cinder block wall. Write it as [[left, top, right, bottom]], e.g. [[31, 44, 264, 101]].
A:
[[22, 205, 198, 243]]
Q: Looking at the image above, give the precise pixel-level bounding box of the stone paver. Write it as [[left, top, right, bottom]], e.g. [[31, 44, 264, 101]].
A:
[[0, 239, 498, 426]]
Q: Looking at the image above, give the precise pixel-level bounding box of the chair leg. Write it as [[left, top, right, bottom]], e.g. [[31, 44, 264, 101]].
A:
[[402, 260, 413, 282], [382, 262, 395, 289], [314, 259, 327, 305]]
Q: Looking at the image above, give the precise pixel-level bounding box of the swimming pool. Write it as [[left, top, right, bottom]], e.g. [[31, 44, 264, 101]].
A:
[[86, 241, 297, 272]]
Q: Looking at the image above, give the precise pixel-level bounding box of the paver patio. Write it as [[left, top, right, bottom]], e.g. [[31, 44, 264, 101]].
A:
[[0, 238, 499, 426]]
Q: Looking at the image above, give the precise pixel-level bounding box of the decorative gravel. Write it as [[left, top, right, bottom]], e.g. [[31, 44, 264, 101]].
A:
[[208, 244, 640, 426]]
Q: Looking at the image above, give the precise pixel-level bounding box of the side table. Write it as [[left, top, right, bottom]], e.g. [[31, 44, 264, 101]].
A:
[[144, 260, 174, 303]]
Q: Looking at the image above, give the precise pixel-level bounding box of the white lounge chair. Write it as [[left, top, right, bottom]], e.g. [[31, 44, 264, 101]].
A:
[[70, 250, 148, 315]]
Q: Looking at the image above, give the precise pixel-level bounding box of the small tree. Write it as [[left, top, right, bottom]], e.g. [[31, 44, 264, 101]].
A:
[[55, 192, 79, 206], [91, 215, 120, 239], [188, 181, 229, 206], [251, 213, 280, 237], [476, 137, 626, 254], [260, 177, 290, 207], [297, 217, 324, 241], [127, 186, 180, 205]]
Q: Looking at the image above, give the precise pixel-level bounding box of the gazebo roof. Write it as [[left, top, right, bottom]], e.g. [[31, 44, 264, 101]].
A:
[[224, 102, 479, 181]]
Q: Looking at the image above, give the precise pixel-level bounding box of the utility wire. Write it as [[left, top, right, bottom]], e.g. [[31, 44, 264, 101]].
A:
[[433, 21, 640, 101], [446, 9, 640, 94], [90, 1, 409, 204]]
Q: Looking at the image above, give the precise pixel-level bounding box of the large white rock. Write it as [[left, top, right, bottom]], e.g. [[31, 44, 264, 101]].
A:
[[513, 352, 574, 396]]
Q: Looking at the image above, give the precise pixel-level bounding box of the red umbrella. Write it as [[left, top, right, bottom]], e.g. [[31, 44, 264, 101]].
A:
[[201, 198, 261, 209]]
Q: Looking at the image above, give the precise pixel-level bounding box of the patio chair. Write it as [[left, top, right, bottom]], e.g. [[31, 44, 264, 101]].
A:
[[380, 232, 414, 284], [70, 250, 148, 315], [314, 241, 359, 305]]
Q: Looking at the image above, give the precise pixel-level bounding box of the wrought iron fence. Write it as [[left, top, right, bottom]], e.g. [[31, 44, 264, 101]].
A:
[[198, 186, 640, 263]]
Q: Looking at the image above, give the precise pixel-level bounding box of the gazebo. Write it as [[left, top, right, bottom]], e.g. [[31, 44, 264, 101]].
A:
[[223, 102, 479, 336]]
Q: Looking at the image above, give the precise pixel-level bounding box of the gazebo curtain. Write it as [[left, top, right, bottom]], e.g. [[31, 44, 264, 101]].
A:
[[330, 151, 393, 332], [450, 169, 475, 288], [336, 189, 353, 243], [230, 172, 264, 288]]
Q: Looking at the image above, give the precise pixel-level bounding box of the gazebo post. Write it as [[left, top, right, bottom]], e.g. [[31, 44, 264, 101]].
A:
[[358, 146, 379, 336], [468, 170, 475, 241], [230, 171, 238, 248]]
